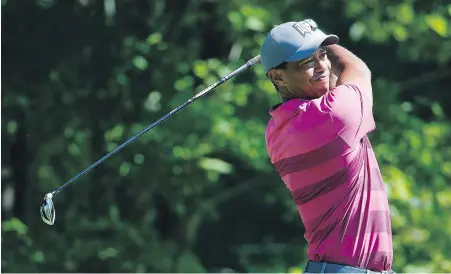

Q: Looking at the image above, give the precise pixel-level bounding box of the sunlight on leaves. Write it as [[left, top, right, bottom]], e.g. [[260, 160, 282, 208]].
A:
[[437, 189, 451, 207], [119, 162, 131, 177], [288, 266, 303, 273], [2, 218, 28, 236], [144, 91, 162, 112], [392, 24, 408, 41], [397, 3, 414, 24], [198, 157, 233, 174], [68, 143, 81, 156], [431, 102, 445, 118], [105, 125, 125, 141], [405, 130, 422, 149], [174, 76, 193, 92], [133, 154, 145, 165], [384, 167, 412, 201], [6, 121, 17, 134], [404, 228, 430, 244], [345, 0, 366, 17], [30, 251, 45, 263], [193, 61, 209, 78], [228, 11, 244, 30], [425, 14, 448, 36], [245, 17, 265, 31], [146, 32, 162, 45], [132, 56, 149, 70], [421, 150, 432, 166], [98, 247, 119, 260], [350, 21, 367, 41], [404, 263, 435, 273]]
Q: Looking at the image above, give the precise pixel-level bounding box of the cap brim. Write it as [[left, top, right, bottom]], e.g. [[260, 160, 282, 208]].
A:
[[285, 33, 339, 63]]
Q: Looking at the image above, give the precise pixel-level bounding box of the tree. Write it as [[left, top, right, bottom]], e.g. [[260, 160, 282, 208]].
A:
[[2, 0, 450, 272]]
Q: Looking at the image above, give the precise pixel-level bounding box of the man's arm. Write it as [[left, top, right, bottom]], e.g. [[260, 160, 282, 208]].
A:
[[327, 44, 371, 90], [322, 44, 375, 146]]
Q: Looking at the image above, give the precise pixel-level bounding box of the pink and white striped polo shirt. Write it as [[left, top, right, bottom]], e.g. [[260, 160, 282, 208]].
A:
[[265, 83, 393, 271]]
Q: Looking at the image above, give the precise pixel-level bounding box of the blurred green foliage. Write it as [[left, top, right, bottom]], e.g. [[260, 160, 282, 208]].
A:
[[2, 0, 451, 272]]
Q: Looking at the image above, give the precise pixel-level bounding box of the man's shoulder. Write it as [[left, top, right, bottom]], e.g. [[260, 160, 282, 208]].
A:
[[325, 82, 373, 106], [265, 105, 339, 158], [269, 98, 331, 120], [266, 99, 336, 134]]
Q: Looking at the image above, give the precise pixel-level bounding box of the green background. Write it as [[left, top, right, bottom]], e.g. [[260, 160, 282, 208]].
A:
[[2, 0, 451, 272]]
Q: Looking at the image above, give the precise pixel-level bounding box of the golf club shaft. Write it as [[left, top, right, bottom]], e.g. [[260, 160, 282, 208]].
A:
[[51, 55, 261, 196]]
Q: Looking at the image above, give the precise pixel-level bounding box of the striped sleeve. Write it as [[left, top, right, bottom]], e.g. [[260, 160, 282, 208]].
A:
[[322, 83, 375, 146]]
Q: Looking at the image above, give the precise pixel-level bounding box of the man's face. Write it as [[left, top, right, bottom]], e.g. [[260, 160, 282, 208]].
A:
[[270, 47, 333, 99]]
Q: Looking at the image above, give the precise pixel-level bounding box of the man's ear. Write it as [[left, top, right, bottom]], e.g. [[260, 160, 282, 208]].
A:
[[268, 69, 286, 89]]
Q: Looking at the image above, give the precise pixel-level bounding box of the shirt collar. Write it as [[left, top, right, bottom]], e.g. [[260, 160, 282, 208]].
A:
[[269, 98, 304, 118]]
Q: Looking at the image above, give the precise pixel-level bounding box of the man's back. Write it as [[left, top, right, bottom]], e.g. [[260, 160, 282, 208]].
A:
[[265, 83, 393, 271]]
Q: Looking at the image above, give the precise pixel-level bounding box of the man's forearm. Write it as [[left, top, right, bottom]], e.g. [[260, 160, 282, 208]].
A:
[[327, 44, 371, 76], [327, 44, 371, 86]]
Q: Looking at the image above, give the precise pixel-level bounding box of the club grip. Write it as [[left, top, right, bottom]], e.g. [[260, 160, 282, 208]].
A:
[[246, 55, 261, 67]]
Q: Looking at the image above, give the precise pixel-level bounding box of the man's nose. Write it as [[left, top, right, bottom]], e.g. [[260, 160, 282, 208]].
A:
[[314, 58, 326, 72]]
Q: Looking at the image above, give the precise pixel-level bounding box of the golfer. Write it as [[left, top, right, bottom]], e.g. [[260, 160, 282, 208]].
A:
[[261, 19, 394, 273]]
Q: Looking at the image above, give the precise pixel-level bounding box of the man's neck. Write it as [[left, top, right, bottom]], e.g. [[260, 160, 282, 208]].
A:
[[280, 94, 317, 102], [281, 96, 295, 103]]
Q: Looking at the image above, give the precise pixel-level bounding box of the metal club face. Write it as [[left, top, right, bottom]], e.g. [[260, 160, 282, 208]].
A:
[[40, 193, 55, 225]]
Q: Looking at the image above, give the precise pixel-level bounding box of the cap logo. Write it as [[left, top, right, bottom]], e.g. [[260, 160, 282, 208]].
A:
[[292, 21, 316, 37]]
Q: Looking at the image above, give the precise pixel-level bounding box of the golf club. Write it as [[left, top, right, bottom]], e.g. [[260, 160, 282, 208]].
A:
[[40, 55, 261, 225]]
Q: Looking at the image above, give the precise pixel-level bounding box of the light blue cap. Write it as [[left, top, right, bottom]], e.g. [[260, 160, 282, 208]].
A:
[[260, 19, 339, 74]]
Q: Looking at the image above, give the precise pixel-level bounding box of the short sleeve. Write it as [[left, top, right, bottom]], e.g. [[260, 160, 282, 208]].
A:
[[322, 83, 375, 146]]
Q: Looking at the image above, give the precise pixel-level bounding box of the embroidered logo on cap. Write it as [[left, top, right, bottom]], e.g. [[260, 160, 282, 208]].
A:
[[292, 20, 318, 37]]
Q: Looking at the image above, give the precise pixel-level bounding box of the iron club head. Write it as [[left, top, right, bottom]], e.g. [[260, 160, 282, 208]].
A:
[[40, 193, 55, 225]]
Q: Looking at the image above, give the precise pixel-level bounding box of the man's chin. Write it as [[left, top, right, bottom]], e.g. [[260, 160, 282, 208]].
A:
[[314, 85, 329, 97]]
